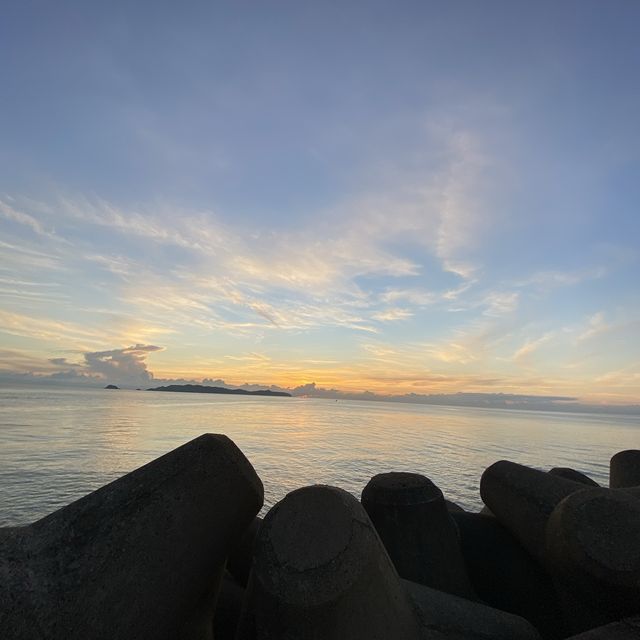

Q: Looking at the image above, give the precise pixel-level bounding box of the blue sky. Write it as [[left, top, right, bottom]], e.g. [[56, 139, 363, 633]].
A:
[[1, 1, 639, 403]]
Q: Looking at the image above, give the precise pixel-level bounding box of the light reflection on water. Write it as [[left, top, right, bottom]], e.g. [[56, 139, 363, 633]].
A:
[[1, 387, 638, 526]]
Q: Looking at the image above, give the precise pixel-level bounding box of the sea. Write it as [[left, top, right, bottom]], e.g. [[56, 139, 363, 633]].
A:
[[1, 386, 638, 527]]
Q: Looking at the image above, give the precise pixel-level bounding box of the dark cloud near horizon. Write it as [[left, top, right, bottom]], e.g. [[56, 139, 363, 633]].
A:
[[1, 344, 181, 388], [82, 344, 163, 387], [2, 347, 639, 415], [48, 357, 81, 367]]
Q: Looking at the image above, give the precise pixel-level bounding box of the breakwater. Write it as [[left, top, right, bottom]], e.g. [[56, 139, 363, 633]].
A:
[[1, 435, 639, 639]]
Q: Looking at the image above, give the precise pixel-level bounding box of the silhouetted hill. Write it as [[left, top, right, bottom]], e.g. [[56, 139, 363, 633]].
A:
[[147, 384, 291, 397]]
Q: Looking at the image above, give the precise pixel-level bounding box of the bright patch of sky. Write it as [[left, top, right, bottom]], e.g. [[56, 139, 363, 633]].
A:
[[1, 1, 639, 404]]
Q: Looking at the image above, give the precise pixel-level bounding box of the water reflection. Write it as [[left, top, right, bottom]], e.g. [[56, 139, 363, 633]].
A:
[[0, 387, 638, 525]]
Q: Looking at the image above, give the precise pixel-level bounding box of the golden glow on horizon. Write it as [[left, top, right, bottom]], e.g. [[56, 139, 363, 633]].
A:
[[150, 357, 640, 404], [3, 325, 638, 404]]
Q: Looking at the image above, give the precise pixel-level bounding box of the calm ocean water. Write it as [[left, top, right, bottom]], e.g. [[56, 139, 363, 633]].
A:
[[1, 386, 638, 526]]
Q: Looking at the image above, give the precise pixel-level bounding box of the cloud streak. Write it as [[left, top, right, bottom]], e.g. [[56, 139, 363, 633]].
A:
[[0, 109, 638, 404]]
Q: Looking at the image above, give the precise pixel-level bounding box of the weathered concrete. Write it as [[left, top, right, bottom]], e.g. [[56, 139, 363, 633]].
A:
[[622, 485, 640, 500], [237, 484, 423, 640], [227, 516, 263, 588], [549, 467, 599, 487], [213, 574, 245, 640], [480, 460, 586, 561], [564, 615, 640, 638], [451, 511, 564, 639], [545, 487, 640, 634], [610, 450, 640, 488], [0, 433, 264, 640], [361, 472, 475, 598], [445, 499, 465, 513], [402, 578, 542, 639]]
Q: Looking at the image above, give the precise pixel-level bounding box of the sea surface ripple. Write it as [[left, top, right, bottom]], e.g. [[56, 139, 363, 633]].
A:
[[1, 387, 638, 526]]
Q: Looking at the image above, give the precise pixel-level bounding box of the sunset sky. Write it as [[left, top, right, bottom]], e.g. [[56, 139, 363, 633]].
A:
[[1, 1, 639, 404]]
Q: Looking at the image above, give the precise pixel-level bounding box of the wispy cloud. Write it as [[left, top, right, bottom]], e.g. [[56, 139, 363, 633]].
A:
[[423, 317, 516, 365], [0, 110, 637, 403], [0, 199, 52, 237], [372, 307, 413, 322], [0, 240, 67, 274], [0, 109, 507, 350], [483, 291, 519, 316], [513, 331, 555, 364], [379, 288, 437, 306], [517, 267, 607, 291], [0, 310, 108, 344], [433, 128, 491, 278], [576, 312, 611, 343], [224, 353, 271, 363]]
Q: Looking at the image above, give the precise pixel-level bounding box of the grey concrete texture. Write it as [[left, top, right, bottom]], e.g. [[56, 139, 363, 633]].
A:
[[451, 511, 564, 639], [445, 499, 465, 513], [236, 484, 424, 640], [0, 433, 264, 640], [213, 574, 245, 640], [549, 468, 599, 487], [610, 450, 640, 488], [227, 516, 263, 588], [545, 487, 640, 631], [564, 615, 640, 639], [621, 486, 640, 500], [402, 577, 542, 640], [361, 472, 475, 598], [480, 460, 587, 561]]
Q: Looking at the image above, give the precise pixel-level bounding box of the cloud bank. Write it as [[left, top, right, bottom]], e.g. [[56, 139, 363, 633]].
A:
[[2, 345, 639, 415]]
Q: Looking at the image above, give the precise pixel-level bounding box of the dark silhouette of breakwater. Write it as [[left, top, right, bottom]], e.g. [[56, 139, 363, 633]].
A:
[[1, 437, 639, 639]]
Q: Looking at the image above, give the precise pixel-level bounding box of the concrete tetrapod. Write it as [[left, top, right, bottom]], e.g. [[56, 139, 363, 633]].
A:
[[564, 615, 640, 639], [361, 472, 475, 598], [236, 485, 424, 640], [545, 487, 640, 634], [450, 511, 564, 639], [213, 574, 246, 640], [622, 486, 640, 500], [610, 450, 640, 488], [227, 516, 263, 587], [402, 578, 542, 640], [480, 460, 587, 561], [445, 499, 465, 513], [0, 433, 264, 640], [548, 468, 599, 487]]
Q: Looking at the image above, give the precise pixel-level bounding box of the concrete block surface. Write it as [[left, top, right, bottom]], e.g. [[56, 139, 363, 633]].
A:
[[237, 484, 423, 640], [480, 460, 586, 561], [545, 487, 640, 633], [361, 472, 474, 598], [0, 433, 264, 640], [610, 450, 640, 488]]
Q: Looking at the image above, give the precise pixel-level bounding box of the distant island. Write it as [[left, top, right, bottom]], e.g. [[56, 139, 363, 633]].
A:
[[104, 384, 119, 390], [147, 384, 291, 397]]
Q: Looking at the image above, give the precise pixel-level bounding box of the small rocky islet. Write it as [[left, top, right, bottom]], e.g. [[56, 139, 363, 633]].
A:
[[1, 437, 639, 639], [147, 384, 292, 397]]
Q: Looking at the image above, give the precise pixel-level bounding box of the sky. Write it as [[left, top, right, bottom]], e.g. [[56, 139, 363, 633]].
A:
[[1, 1, 639, 406]]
